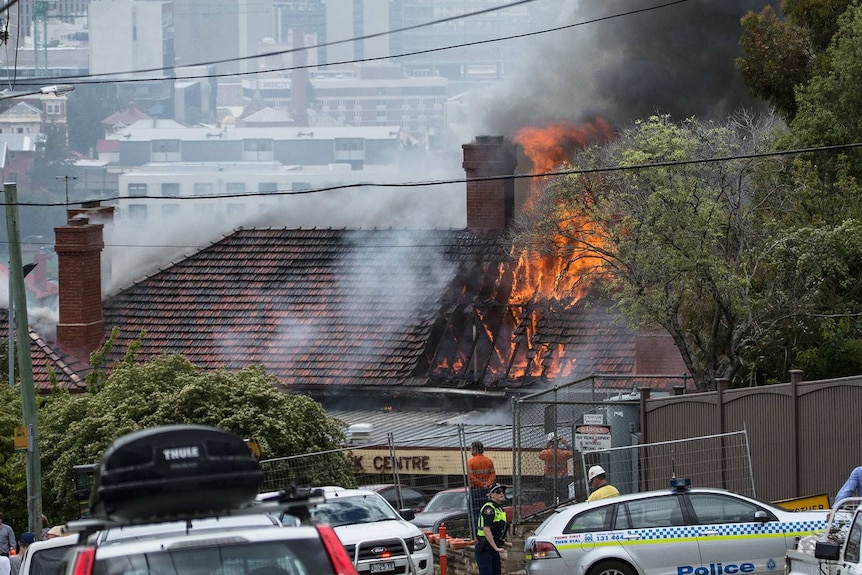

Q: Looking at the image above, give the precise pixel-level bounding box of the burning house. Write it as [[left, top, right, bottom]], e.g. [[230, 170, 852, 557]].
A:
[[12, 133, 688, 402]]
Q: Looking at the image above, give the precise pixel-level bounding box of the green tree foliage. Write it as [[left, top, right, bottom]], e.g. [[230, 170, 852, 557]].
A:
[[0, 386, 26, 534], [66, 85, 119, 157], [737, 5, 812, 119], [737, 0, 853, 120], [38, 352, 350, 523], [787, 4, 862, 152], [512, 112, 814, 390], [29, 123, 75, 193]]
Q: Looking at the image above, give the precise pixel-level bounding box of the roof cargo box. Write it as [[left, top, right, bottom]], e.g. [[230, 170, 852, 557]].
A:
[[90, 425, 263, 522]]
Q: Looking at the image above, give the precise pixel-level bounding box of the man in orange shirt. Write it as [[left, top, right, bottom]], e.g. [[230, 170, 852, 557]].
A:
[[467, 441, 496, 538], [539, 433, 574, 507]]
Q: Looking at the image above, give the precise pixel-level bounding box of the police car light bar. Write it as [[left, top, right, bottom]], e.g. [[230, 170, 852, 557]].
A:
[[670, 478, 691, 492]]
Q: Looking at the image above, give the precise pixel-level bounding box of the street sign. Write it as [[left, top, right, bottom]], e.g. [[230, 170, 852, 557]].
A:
[[13, 426, 28, 452], [773, 493, 830, 512], [575, 424, 611, 452]]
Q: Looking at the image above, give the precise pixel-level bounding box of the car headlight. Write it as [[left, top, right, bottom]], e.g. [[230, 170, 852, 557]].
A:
[[412, 534, 428, 552]]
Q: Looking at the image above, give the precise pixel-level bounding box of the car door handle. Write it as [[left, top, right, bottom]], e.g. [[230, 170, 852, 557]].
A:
[[623, 534, 640, 540], [700, 530, 719, 536]]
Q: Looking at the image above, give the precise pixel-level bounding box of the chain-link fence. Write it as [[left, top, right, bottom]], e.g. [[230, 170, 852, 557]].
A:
[[512, 374, 701, 522], [259, 423, 512, 539], [579, 430, 755, 497]]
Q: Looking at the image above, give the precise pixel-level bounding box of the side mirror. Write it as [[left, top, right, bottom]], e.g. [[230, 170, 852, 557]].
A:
[[400, 509, 415, 521], [753, 510, 770, 523]]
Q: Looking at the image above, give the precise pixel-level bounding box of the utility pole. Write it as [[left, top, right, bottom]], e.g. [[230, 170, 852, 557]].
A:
[[4, 183, 42, 537], [55, 175, 77, 206], [8, 262, 36, 387]]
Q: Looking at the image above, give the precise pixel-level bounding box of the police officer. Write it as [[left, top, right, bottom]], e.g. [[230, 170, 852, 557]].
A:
[[475, 483, 510, 575]]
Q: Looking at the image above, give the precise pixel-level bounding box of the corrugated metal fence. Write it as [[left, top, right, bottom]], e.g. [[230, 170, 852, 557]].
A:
[[641, 370, 862, 504]]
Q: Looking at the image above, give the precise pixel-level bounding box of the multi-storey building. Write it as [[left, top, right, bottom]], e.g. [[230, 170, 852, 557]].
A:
[[88, 0, 175, 118]]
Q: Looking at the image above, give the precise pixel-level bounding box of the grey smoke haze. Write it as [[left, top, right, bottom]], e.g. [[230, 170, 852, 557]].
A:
[[455, 0, 771, 139]]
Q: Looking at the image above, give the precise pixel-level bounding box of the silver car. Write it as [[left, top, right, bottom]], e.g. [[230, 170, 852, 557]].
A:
[[525, 484, 828, 575]]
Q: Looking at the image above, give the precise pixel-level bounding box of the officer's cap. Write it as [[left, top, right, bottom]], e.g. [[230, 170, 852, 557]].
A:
[[488, 483, 508, 494]]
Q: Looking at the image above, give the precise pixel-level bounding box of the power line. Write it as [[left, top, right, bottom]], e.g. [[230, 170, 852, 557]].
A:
[[2, 140, 859, 207], [15, 0, 692, 87]]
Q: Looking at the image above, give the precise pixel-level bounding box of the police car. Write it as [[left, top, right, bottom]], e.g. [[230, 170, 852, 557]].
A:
[[524, 479, 828, 575]]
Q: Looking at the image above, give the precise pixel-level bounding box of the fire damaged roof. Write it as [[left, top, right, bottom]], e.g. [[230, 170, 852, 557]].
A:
[[97, 227, 646, 392]]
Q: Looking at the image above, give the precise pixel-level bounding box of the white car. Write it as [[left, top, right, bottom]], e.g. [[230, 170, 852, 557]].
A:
[[19, 536, 77, 575], [525, 481, 828, 575], [307, 487, 433, 575]]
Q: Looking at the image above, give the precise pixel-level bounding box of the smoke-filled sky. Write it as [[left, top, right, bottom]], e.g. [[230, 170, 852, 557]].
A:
[[454, 0, 772, 140]]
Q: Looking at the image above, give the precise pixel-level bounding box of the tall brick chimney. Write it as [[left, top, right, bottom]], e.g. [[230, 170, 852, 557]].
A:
[[54, 210, 107, 361], [463, 136, 518, 231]]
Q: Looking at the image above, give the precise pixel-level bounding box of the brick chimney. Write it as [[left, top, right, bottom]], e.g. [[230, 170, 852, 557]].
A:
[[54, 212, 106, 361], [463, 136, 518, 231]]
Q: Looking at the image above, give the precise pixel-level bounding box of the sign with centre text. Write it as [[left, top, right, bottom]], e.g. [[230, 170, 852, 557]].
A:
[[574, 425, 611, 452]]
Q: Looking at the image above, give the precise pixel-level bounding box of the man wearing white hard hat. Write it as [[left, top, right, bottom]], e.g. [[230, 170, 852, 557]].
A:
[[586, 465, 620, 502]]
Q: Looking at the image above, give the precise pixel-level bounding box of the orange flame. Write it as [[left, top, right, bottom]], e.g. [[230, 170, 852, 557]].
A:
[[433, 119, 616, 385]]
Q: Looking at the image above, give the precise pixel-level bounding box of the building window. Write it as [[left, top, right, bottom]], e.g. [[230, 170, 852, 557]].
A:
[[226, 182, 246, 194], [161, 183, 180, 197], [258, 182, 278, 193], [151, 140, 181, 162], [291, 182, 311, 192], [128, 183, 147, 197], [46, 103, 61, 115], [128, 204, 147, 222], [194, 182, 214, 195], [161, 204, 180, 217], [242, 139, 273, 161]]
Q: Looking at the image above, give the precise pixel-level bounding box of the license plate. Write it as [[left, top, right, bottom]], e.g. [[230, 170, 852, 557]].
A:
[[370, 562, 396, 574]]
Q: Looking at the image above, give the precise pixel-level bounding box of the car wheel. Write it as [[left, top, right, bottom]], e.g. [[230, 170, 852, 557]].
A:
[[589, 560, 636, 575]]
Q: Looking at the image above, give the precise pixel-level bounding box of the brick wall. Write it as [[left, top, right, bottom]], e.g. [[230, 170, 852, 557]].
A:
[[635, 333, 688, 375], [55, 217, 105, 360], [431, 532, 527, 575], [462, 136, 518, 231]]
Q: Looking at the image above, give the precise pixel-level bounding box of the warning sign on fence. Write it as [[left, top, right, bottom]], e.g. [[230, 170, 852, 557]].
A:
[[575, 424, 611, 452]]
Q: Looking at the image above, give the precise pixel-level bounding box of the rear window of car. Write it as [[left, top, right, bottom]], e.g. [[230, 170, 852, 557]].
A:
[[92, 539, 334, 575], [29, 545, 74, 575]]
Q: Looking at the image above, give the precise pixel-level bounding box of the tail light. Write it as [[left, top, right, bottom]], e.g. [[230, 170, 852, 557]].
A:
[[71, 547, 96, 575], [530, 541, 561, 559], [316, 524, 358, 575]]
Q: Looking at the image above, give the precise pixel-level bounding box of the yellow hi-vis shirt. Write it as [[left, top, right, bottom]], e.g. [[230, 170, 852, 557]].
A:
[[587, 484, 620, 502]]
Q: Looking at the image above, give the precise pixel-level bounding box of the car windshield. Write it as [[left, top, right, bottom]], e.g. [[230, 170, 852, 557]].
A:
[[311, 494, 400, 526], [423, 491, 467, 513], [92, 539, 333, 575]]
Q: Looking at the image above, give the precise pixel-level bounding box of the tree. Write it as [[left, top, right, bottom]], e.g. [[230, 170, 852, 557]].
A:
[[38, 350, 351, 522], [511, 112, 804, 391], [786, 4, 862, 154], [736, 0, 853, 120], [737, 5, 812, 119]]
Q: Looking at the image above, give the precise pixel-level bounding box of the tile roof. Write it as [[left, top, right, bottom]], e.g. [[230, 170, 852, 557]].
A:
[[0, 308, 85, 392], [99, 227, 643, 392]]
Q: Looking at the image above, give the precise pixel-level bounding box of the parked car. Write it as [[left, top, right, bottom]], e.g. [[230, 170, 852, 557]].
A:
[[411, 486, 545, 539], [19, 535, 77, 575], [524, 479, 828, 575], [410, 487, 470, 538], [60, 425, 358, 575], [359, 484, 428, 513], [308, 486, 433, 575]]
